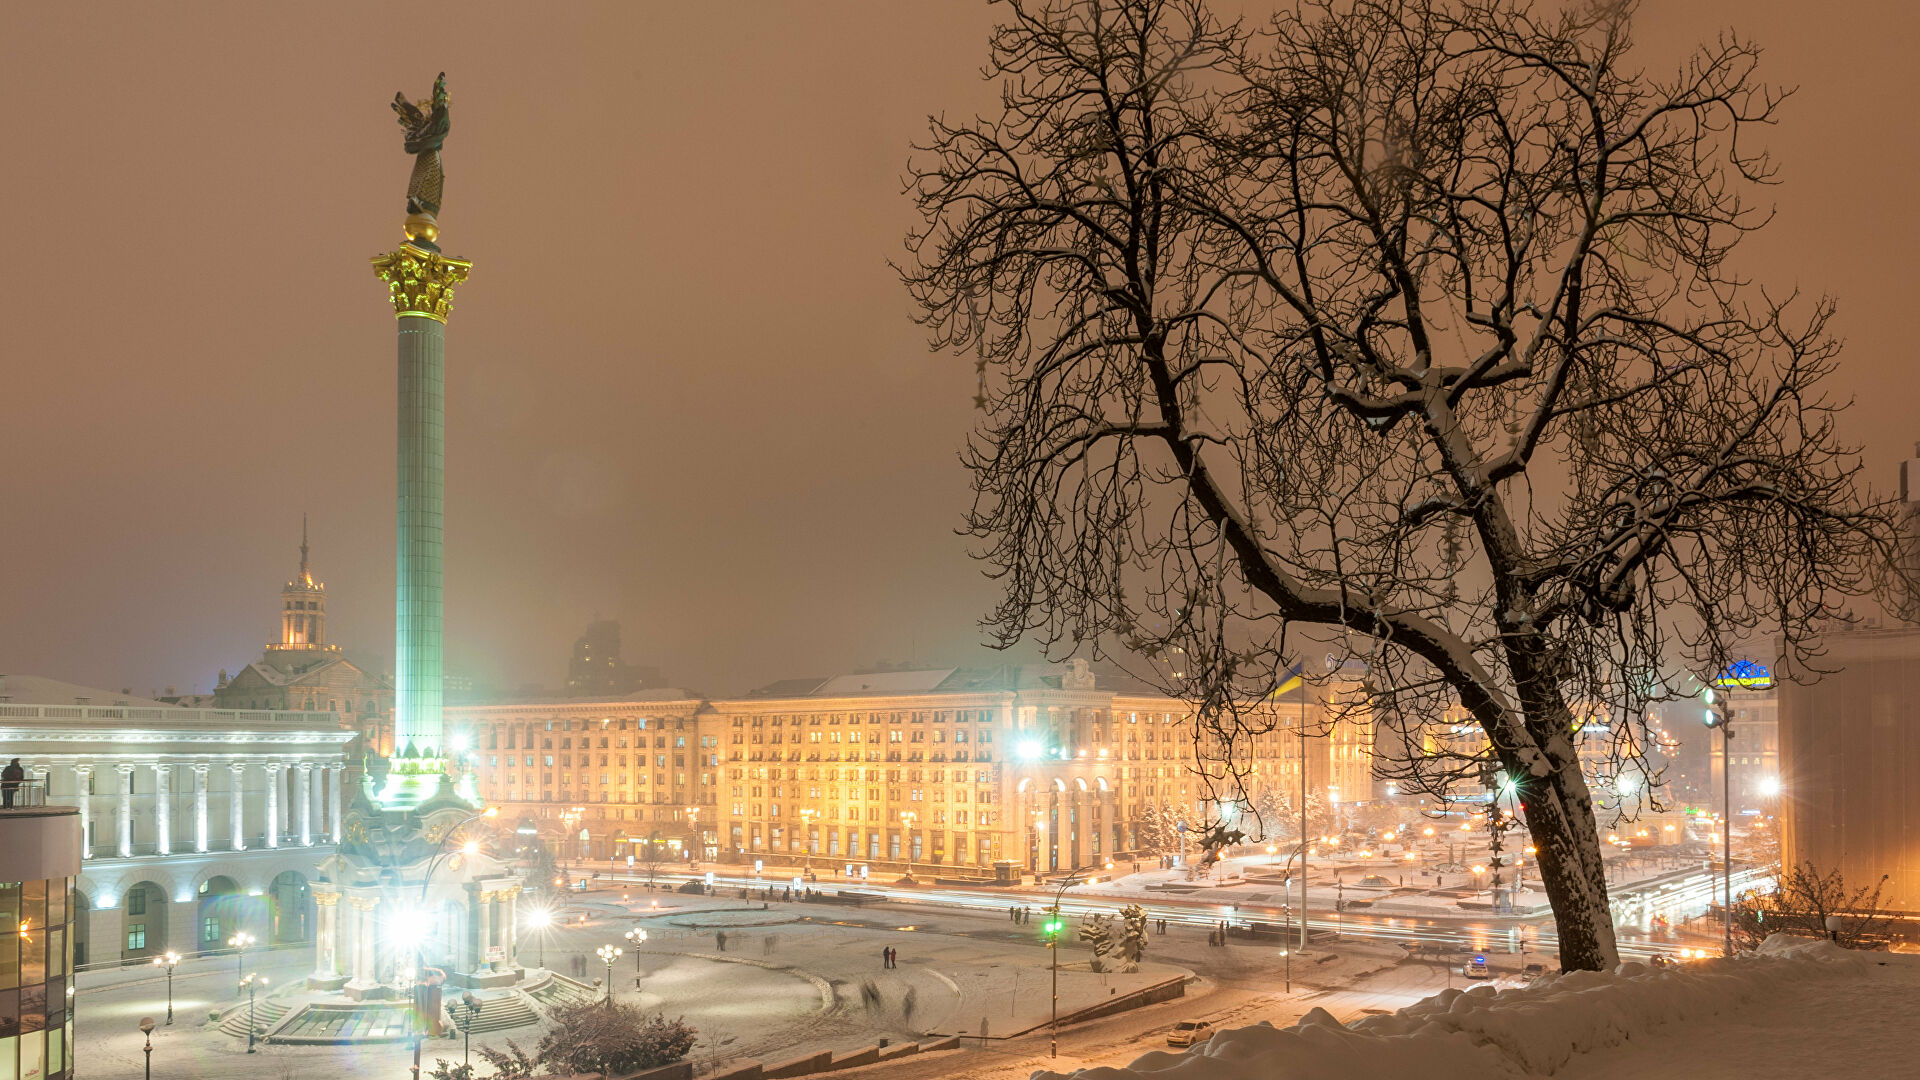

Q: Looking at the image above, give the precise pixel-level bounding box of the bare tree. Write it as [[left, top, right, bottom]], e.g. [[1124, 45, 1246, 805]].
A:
[[903, 0, 1891, 970], [1731, 862, 1894, 951]]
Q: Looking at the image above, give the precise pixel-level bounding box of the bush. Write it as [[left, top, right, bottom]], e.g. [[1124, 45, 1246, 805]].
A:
[[533, 1002, 697, 1076]]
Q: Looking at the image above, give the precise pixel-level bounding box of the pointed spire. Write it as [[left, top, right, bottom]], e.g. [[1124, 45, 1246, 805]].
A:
[[299, 513, 314, 587]]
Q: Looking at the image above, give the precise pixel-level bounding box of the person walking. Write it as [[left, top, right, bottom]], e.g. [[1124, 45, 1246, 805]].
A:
[[1, 759, 23, 809], [881, 946, 891, 970]]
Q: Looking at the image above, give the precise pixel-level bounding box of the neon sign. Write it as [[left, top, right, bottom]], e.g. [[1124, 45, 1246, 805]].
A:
[[1711, 660, 1774, 690]]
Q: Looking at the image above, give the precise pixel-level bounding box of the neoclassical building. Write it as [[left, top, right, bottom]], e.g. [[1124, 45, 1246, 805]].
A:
[[212, 525, 395, 767], [446, 661, 1377, 876], [0, 675, 353, 965]]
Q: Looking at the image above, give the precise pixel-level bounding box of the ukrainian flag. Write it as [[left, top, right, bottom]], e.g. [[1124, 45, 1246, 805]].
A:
[[1270, 661, 1306, 698]]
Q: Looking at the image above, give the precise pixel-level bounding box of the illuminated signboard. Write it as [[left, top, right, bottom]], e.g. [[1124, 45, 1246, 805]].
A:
[[1711, 660, 1774, 690]]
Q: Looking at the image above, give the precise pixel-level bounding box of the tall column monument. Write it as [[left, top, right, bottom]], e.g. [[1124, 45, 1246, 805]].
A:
[[371, 72, 471, 809]]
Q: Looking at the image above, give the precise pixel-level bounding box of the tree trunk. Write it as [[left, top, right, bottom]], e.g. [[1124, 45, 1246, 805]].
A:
[[1518, 759, 1620, 971]]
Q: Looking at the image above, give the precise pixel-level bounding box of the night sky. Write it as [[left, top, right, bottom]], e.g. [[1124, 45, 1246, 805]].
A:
[[4, 2, 1917, 698]]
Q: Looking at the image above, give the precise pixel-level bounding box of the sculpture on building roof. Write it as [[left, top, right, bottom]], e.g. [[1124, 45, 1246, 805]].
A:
[[390, 72, 450, 245]]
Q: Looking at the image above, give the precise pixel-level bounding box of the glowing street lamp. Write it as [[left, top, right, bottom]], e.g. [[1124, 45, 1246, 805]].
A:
[[152, 951, 181, 1024], [239, 973, 267, 1053], [624, 927, 647, 975], [525, 907, 553, 970], [227, 931, 255, 987], [596, 944, 622, 1005]]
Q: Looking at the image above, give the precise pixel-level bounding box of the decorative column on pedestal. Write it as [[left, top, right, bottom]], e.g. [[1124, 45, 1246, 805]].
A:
[[313, 891, 340, 981], [116, 763, 134, 858], [230, 762, 248, 851], [73, 764, 92, 859], [153, 764, 172, 855], [371, 72, 473, 811], [193, 763, 210, 852]]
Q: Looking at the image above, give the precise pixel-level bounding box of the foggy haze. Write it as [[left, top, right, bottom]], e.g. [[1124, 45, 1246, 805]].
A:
[[3, 1, 1916, 698]]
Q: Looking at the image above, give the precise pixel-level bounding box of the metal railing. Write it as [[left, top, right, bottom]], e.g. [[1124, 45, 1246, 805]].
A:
[[0, 777, 50, 809]]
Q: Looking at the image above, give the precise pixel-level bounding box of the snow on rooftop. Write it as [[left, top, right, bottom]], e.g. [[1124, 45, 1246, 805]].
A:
[[0, 674, 170, 708], [813, 668, 959, 695], [1035, 936, 1912, 1080]]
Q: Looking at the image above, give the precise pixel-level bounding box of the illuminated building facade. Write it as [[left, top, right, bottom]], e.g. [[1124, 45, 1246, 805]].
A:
[[446, 694, 716, 861], [0, 675, 352, 967], [449, 663, 1375, 875]]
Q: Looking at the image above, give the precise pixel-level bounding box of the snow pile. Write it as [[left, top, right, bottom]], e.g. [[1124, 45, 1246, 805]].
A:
[[1035, 936, 1885, 1080]]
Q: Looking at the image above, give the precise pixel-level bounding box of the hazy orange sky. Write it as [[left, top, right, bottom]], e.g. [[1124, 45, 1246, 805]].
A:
[[3, 2, 1916, 697]]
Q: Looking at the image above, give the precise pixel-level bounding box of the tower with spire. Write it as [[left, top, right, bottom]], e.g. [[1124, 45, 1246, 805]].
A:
[[269, 515, 340, 655]]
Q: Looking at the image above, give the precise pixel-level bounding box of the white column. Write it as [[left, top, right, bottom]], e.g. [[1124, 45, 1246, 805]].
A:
[[309, 762, 323, 841], [153, 763, 173, 855], [193, 764, 210, 852], [297, 764, 314, 846], [74, 764, 93, 859], [116, 763, 135, 857], [265, 761, 283, 848], [329, 764, 345, 843], [230, 762, 248, 851]]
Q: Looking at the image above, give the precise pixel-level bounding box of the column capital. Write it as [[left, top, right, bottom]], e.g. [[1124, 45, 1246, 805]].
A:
[[372, 244, 472, 323], [115, 762, 135, 774], [74, 763, 93, 775], [193, 762, 211, 775]]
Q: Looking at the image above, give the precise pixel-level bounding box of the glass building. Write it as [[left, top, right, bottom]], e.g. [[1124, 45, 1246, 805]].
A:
[[0, 798, 82, 1080]]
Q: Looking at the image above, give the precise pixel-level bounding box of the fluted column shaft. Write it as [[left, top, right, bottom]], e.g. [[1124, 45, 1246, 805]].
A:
[[74, 764, 93, 859], [265, 762, 283, 847], [297, 764, 313, 846], [230, 763, 248, 851], [116, 764, 135, 857], [153, 764, 172, 855], [193, 764, 210, 852]]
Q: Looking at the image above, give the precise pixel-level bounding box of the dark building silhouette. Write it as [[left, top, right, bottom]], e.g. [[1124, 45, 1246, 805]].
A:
[[565, 620, 657, 697]]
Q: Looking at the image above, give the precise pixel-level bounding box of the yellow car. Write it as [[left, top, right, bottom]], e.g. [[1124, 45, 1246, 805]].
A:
[[1167, 1020, 1215, 1048]]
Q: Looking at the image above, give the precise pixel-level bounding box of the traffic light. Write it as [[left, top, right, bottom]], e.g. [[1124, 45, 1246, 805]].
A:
[[1042, 917, 1063, 939]]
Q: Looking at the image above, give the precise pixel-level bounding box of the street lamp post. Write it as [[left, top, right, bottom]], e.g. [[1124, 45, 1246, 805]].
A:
[[153, 951, 180, 1024], [139, 1016, 155, 1080], [1705, 689, 1736, 958], [685, 806, 702, 862], [457, 991, 481, 1068], [239, 973, 267, 1053], [227, 931, 255, 988], [899, 810, 918, 880], [625, 927, 648, 977], [596, 944, 622, 1006], [1044, 867, 1095, 1058]]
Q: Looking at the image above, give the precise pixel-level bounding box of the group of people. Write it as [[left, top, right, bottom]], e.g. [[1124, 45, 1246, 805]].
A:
[[880, 945, 901, 969], [1009, 905, 1034, 924], [1207, 920, 1233, 947]]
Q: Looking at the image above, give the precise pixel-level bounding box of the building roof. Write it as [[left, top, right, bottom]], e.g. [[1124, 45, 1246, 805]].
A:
[[0, 675, 170, 708], [740, 662, 1166, 701]]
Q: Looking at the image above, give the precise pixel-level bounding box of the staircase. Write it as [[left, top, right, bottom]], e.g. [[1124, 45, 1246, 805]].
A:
[[526, 972, 601, 1010], [218, 998, 291, 1039], [458, 992, 539, 1033]]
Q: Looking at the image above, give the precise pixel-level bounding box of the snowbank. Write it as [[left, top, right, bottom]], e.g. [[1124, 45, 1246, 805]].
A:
[[1034, 936, 1886, 1080]]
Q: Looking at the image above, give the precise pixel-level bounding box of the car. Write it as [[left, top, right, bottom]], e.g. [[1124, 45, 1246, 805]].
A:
[[1166, 1020, 1215, 1048], [1522, 962, 1547, 979], [1464, 956, 1492, 980]]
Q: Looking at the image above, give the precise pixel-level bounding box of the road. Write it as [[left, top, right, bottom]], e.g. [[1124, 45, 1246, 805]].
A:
[[587, 862, 1767, 965]]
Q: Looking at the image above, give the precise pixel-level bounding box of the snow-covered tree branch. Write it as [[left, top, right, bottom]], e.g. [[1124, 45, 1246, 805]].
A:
[[903, 0, 1896, 972]]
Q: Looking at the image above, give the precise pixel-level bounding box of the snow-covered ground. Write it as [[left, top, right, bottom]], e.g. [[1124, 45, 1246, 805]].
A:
[[1032, 936, 1913, 1080]]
